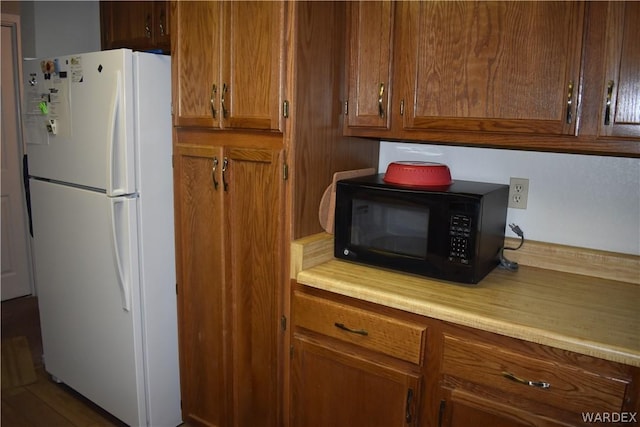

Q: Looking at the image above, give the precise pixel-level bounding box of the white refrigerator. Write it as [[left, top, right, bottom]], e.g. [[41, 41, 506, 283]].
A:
[[23, 49, 181, 427]]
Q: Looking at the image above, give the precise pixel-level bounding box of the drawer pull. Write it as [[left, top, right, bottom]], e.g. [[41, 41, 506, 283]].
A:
[[502, 371, 551, 389], [334, 322, 368, 336]]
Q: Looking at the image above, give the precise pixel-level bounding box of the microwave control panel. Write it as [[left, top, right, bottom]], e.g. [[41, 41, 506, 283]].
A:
[[448, 214, 472, 264]]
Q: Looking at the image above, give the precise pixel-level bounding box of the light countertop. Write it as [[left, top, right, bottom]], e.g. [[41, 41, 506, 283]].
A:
[[292, 233, 640, 367]]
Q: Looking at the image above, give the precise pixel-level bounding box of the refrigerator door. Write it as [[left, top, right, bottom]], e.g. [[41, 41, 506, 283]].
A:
[[30, 179, 146, 426], [24, 49, 135, 196]]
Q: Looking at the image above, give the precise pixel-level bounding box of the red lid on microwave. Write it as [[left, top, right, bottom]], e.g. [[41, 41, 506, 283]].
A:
[[383, 161, 453, 186]]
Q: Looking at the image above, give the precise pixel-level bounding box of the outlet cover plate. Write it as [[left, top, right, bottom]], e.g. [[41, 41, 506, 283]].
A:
[[508, 177, 529, 209]]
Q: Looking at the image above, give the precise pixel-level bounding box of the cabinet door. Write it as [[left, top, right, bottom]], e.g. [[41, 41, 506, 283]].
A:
[[599, 2, 640, 139], [173, 145, 226, 427], [291, 335, 421, 427], [153, 1, 171, 52], [221, 1, 284, 131], [345, 1, 394, 130], [224, 147, 284, 427], [171, 1, 222, 127], [397, 1, 584, 136], [101, 1, 154, 50], [439, 389, 572, 427]]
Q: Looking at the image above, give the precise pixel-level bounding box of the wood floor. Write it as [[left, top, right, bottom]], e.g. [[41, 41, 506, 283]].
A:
[[1, 296, 126, 427]]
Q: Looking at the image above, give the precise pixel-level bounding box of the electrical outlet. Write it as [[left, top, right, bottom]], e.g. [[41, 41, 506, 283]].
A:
[[508, 177, 529, 209]]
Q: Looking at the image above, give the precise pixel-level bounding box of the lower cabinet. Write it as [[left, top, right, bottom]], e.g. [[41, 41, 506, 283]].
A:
[[291, 290, 427, 426], [437, 389, 571, 427], [437, 327, 637, 427], [173, 145, 225, 427], [292, 336, 421, 427], [290, 285, 640, 427], [174, 138, 284, 427]]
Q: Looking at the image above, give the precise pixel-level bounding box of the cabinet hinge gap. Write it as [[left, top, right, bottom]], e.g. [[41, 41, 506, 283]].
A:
[[281, 315, 287, 331]]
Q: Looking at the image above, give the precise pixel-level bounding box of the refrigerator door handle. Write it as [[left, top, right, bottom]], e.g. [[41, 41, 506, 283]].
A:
[[110, 197, 132, 311], [107, 71, 126, 196]]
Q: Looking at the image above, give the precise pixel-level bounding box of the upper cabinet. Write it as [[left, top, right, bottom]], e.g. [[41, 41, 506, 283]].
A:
[[397, 1, 584, 136], [598, 2, 640, 139], [344, 1, 640, 157], [345, 1, 395, 130], [171, 1, 284, 131], [100, 1, 170, 53]]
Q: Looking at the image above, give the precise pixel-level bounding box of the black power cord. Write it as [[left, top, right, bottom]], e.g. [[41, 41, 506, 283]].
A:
[[499, 223, 524, 271]]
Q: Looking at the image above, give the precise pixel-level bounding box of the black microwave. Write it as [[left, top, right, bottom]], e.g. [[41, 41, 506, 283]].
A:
[[334, 174, 509, 284]]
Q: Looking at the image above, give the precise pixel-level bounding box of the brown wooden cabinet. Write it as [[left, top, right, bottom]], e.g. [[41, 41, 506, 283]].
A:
[[344, 1, 640, 157], [173, 136, 284, 427], [396, 1, 584, 136], [171, 2, 380, 426], [290, 285, 640, 427], [292, 336, 421, 427], [171, 1, 283, 131], [597, 2, 640, 139], [437, 327, 636, 427], [100, 1, 170, 52], [173, 144, 226, 427], [291, 290, 426, 426], [344, 1, 395, 131]]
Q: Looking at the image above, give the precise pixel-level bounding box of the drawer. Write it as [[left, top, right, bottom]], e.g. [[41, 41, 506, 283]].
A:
[[293, 292, 426, 364], [441, 334, 629, 414]]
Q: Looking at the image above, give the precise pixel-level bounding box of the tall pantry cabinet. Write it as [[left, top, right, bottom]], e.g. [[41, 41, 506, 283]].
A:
[[170, 2, 379, 427]]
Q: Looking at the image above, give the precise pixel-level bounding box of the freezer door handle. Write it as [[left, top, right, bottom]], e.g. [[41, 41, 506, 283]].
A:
[[110, 197, 133, 311], [106, 71, 128, 197]]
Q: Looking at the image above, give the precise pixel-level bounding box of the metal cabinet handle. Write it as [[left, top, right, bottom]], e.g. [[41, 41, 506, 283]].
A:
[[566, 81, 574, 124], [145, 15, 152, 38], [604, 80, 614, 125], [222, 157, 229, 192], [211, 157, 219, 190], [159, 10, 165, 36], [405, 388, 414, 423], [378, 83, 385, 118], [334, 322, 368, 336], [437, 400, 446, 427], [210, 84, 218, 119], [502, 371, 551, 389], [221, 83, 229, 119]]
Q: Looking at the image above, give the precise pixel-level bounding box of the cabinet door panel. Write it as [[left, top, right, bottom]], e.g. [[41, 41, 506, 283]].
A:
[[101, 1, 154, 50], [346, 1, 394, 130], [172, 1, 221, 127], [222, 2, 284, 131], [398, 1, 584, 135], [292, 335, 421, 427], [441, 389, 572, 427], [600, 2, 640, 139], [173, 145, 226, 427], [224, 147, 283, 427]]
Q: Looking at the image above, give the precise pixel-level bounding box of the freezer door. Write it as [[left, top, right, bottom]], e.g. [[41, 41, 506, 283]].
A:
[[24, 49, 135, 196], [30, 179, 146, 426]]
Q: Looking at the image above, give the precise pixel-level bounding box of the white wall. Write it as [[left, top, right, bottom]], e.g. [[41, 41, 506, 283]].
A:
[[20, 1, 100, 58], [379, 141, 640, 255]]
